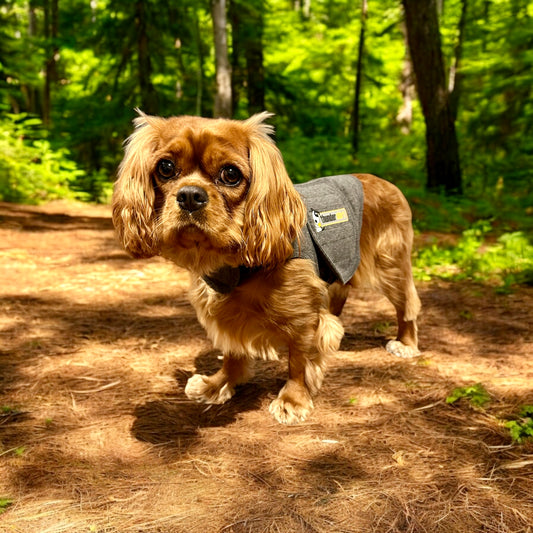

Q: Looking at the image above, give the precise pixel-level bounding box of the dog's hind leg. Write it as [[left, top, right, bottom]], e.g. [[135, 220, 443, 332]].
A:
[[378, 261, 421, 358], [351, 173, 421, 358]]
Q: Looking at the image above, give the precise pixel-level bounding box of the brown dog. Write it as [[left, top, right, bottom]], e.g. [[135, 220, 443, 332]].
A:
[[112, 111, 421, 424]]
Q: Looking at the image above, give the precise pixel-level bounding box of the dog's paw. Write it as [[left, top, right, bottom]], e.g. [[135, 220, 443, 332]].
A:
[[269, 397, 313, 425], [386, 340, 420, 359], [184, 374, 234, 404], [269, 391, 314, 425]]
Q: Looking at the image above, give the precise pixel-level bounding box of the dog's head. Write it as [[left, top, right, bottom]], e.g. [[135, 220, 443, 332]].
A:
[[112, 112, 306, 274]]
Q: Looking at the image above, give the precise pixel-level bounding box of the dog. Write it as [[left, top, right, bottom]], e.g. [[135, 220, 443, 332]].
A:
[[112, 111, 421, 424]]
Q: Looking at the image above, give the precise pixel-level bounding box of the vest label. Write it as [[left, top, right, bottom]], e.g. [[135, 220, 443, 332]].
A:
[[311, 208, 349, 232]]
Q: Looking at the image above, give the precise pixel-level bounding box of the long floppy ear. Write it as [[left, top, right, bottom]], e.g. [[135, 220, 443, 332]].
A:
[[112, 110, 163, 258], [241, 112, 306, 268]]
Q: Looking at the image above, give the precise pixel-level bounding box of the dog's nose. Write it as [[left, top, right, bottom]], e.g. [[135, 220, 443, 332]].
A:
[[176, 186, 208, 213]]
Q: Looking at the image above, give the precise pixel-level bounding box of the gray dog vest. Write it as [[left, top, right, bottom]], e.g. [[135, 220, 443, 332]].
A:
[[203, 174, 364, 293], [293, 174, 363, 284]]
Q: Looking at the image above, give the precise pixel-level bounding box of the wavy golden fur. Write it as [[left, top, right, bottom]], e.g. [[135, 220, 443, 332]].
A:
[[112, 111, 421, 424]]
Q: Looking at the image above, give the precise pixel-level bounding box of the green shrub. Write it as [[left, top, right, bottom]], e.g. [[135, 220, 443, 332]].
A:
[[0, 498, 13, 515], [414, 220, 533, 289], [0, 113, 86, 204], [504, 405, 533, 443], [446, 383, 491, 408]]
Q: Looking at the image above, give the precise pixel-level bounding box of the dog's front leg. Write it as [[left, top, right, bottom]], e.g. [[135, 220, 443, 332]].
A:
[[269, 309, 344, 424], [185, 354, 253, 405], [269, 346, 321, 425]]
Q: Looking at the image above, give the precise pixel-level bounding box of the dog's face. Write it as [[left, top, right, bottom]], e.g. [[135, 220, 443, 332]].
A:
[[112, 112, 306, 275]]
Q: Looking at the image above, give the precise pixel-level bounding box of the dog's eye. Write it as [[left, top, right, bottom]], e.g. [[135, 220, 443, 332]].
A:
[[156, 159, 176, 180], [219, 165, 243, 187]]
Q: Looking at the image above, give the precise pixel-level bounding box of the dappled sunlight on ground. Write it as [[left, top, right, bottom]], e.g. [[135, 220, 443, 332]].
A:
[[0, 202, 532, 532]]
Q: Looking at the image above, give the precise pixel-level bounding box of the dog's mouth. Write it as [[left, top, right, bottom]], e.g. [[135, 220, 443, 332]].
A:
[[177, 225, 212, 249]]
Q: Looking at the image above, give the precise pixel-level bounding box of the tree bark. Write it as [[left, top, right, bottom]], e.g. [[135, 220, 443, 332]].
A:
[[396, 21, 415, 134], [402, 0, 462, 194], [135, 0, 158, 114], [23, 0, 39, 114], [43, 0, 58, 127], [229, 1, 243, 114], [351, 0, 368, 153], [448, 0, 468, 122], [229, 0, 265, 116], [211, 0, 232, 118]]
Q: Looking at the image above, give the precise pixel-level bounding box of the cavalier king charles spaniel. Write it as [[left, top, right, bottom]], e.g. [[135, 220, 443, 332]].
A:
[[112, 111, 421, 424]]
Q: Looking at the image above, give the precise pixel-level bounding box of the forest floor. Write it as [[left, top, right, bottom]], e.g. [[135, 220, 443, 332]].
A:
[[0, 200, 532, 533]]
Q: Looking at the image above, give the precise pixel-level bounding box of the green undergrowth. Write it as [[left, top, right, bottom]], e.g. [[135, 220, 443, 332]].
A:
[[413, 220, 533, 291], [446, 384, 533, 445], [446, 383, 492, 409], [505, 406, 533, 444], [0, 113, 112, 204], [407, 180, 533, 235]]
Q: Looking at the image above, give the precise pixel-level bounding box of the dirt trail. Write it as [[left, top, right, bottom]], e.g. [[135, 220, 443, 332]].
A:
[[0, 201, 532, 533]]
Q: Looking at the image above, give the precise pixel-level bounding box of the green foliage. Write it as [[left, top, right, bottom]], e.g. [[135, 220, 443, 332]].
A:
[[0, 498, 13, 514], [13, 446, 25, 457], [278, 134, 354, 182], [445, 393, 533, 444], [410, 186, 533, 234], [459, 0, 533, 196], [0, 114, 87, 204], [0, 0, 530, 211], [446, 383, 491, 408], [414, 220, 533, 289], [504, 405, 533, 443]]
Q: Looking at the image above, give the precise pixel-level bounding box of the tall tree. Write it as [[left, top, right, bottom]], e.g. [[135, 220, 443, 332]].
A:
[[396, 20, 415, 134], [402, 0, 462, 194], [230, 0, 265, 115], [135, 0, 158, 114], [43, 0, 59, 127], [448, 0, 468, 122], [193, 11, 206, 117], [351, 0, 368, 153], [24, 0, 39, 115], [211, 0, 232, 118]]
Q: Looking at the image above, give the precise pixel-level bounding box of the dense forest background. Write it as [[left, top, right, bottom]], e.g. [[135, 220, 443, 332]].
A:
[[0, 0, 531, 234]]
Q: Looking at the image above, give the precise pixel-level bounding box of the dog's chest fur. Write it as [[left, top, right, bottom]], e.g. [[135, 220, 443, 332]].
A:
[[189, 260, 328, 360]]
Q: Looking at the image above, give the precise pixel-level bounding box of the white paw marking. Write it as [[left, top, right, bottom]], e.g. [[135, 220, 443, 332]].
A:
[[184, 374, 234, 404], [386, 340, 420, 359]]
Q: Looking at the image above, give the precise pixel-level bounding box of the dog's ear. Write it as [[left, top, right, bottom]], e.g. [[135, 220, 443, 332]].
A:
[[112, 110, 162, 258], [241, 112, 306, 268]]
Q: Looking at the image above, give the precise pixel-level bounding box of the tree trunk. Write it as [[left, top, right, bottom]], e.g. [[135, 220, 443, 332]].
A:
[[194, 11, 205, 116], [302, 0, 311, 19], [244, 1, 265, 115], [448, 0, 468, 122], [229, 0, 265, 116], [351, 0, 368, 153], [135, 0, 158, 114], [43, 0, 58, 127], [23, 0, 39, 114], [396, 21, 415, 134], [211, 0, 232, 118], [402, 0, 462, 194], [229, 0, 243, 114]]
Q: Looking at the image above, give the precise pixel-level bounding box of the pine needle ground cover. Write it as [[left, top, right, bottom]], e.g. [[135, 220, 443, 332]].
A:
[[0, 202, 532, 533]]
